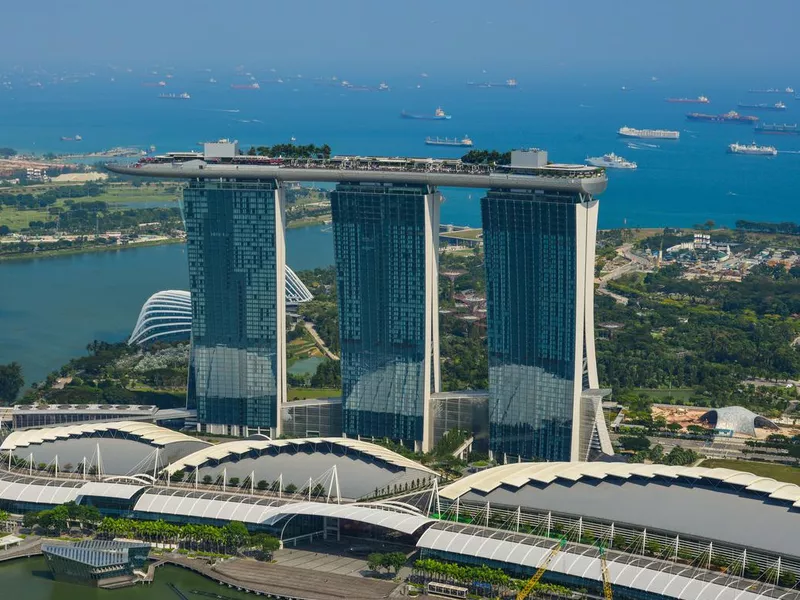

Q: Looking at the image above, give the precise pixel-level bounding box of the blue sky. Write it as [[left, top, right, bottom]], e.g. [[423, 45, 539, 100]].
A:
[[2, 0, 798, 77]]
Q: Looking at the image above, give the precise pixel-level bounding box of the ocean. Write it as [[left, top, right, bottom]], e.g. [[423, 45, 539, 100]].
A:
[[2, 71, 800, 385], [2, 72, 799, 229]]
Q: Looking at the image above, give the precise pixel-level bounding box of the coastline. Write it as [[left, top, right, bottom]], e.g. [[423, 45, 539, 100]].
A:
[[0, 237, 185, 263]]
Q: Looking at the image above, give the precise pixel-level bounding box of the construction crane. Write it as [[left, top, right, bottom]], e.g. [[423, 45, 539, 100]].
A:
[[599, 546, 614, 600], [516, 539, 566, 600]]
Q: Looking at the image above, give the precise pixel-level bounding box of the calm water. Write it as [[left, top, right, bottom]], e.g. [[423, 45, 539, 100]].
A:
[[0, 557, 256, 600], [3, 71, 800, 385], [0, 226, 334, 386]]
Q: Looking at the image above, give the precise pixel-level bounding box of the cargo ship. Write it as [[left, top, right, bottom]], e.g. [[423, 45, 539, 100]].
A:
[[617, 126, 680, 140], [686, 111, 759, 124], [585, 153, 637, 169], [748, 87, 795, 94], [142, 81, 167, 87], [736, 101, 786, 111], [159, 92, 191, 100], [754, 123, 799, 135], [401, 107, 451, 120], [60, 135, 82, 142], [665, 95, 709, 104], [727, 142, 777, 156], [425, 136, 473, 147], [231, 82, 260, 90]]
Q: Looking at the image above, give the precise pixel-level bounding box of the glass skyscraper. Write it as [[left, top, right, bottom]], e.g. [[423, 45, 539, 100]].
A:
[[331, 183, 440, 452], [184, 179, 286, 437], [482, 181, 610, 462]]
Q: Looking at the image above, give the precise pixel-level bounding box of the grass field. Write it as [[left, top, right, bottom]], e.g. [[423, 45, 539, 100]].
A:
[[286, 387, 341, 400], [0, 182, 181, 231], [700, 459, 800, 485], [633, 388, 696, 403]]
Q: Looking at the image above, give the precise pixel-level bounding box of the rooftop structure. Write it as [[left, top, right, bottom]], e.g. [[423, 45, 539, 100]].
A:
[[43, 540, 150, 586], [162, 437, 437, 500], [11, 404, 158, 430], [699, 406, 780, 437], [0, 421, 209, 476], [439, 462, 800, 559], [106, 145, 607, 195], [129, 269, 312, 346]]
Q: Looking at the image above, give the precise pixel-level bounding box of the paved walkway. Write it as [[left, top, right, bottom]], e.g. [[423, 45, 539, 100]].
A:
[[160, 554, 400, 600], [0, 537, 41, 562], [303, 321, 339, 361]]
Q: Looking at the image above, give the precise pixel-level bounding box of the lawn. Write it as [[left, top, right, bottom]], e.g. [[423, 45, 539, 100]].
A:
[[701, 459, 800, 485], [0, 182, 181, 231], [0, 206, 51, 230], [286, 387, 341, 401], [633, 388, 695, 404]]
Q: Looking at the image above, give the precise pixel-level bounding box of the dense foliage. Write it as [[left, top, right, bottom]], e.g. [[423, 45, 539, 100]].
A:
[[246, 143, 332, 158], [0, 362, 24, 403], [460, 149, 512, 165], [367, 552, 407, 574], [597, 265, 800, 414]]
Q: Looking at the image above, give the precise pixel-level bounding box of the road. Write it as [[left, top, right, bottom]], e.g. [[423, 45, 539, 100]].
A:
[[303, 321, 339, 361], [596, 243, 651, 305]]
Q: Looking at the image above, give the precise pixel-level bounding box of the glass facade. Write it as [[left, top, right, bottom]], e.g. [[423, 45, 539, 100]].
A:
[[43, 540, 150, 586], [184, 179, 285, 433], [331, 183, 439, 451], [482, 189, 591, 462], [281, 397, 343, 438], [431, 391, 490, 454]]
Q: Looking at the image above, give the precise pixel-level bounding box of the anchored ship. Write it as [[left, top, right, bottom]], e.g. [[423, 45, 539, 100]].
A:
[[754, 123, 799, 135], [401, 107, 451, 120], [737, 101, 786, 111], [586, 153, 637, 169], [686, 111, 759, 124], [425, 136, 473, 147], [617, 126, 680, 140], [728, 142, 777, 156], [467, 79, 518, 88], [231, 82, 260, 90], [665, 96, 709, 104], [159, 92, 191, 100], [748, 87, 795, 94], [60, 135, 82, 142]]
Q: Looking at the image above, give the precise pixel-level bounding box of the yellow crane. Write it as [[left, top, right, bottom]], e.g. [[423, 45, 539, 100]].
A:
[[516, 539, 566, 600], [599, 546, 614, 600]]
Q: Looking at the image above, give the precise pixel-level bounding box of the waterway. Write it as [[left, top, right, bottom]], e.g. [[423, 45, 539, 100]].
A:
[[0, 557, 257, 600], [0, 225, 334, 387]]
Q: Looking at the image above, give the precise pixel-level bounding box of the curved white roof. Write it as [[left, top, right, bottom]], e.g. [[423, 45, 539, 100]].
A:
[[699, 406, 779, 437], [0, 421, 210, 452], [163, 437, 436, 476], [440, 461, 800, 508], [129, 267, 312, 345]]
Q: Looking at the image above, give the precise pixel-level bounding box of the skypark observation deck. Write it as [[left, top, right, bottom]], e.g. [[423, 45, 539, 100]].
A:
[[106, 150, 608, 195]]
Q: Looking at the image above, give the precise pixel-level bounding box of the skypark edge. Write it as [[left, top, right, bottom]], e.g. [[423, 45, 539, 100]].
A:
[[106, 142, 608, 195]]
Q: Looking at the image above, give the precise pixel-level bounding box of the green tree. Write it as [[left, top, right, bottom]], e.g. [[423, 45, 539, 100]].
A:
[[222, 521, 249, 550], [0, 362, 24, 403], [367, 552, 384, 573], [618, 435, 651, 452]]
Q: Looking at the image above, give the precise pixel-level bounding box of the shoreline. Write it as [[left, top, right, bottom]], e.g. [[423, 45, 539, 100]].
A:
[[0, 237, 185, 263]]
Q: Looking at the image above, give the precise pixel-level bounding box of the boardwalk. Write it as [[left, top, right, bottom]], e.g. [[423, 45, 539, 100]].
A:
[[159, 554, 400, 600], [0, 537, 42, 562]]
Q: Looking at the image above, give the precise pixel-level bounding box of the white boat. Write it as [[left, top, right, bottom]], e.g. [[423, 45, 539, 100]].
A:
[[727, 142, 777, 156], [586, 153, 637, 169], [618, 126, 680, 140]]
